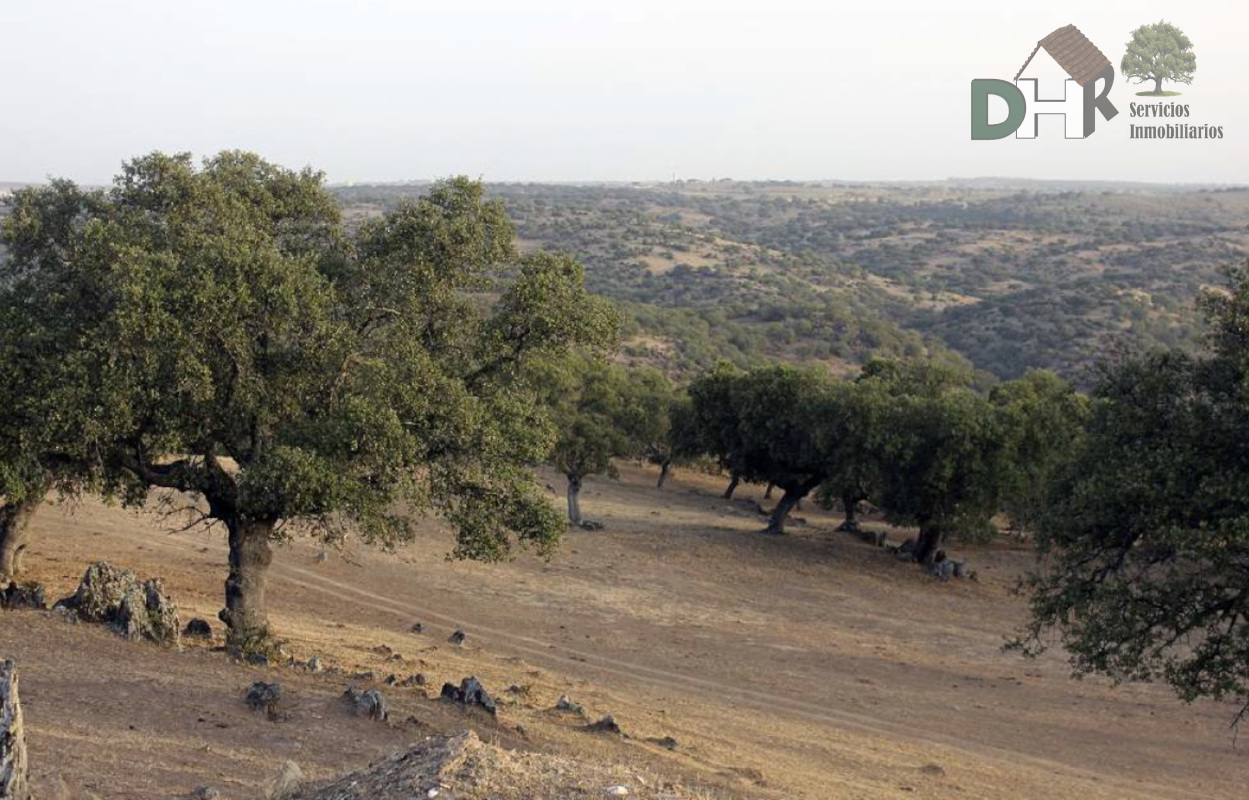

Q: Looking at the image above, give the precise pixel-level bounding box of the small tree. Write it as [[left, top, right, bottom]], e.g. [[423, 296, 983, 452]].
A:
[[688, 365, 836, 535], [1121, 21, 1196, 95], [817, 380, 891, 534], [653, 394, 694, 489], [686, 364, 752, 499], [875, 390, 1006, 566], [539, 359, 674, 525], [3, 153, 615, 649]]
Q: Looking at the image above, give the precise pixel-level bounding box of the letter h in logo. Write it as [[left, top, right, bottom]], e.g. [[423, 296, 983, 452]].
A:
[[1014, 78, 1084, 138]]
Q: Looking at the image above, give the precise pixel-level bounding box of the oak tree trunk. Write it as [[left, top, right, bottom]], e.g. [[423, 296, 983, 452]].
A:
[[0, 496, 41, 584], [914, 523, 944, 567], [656, 460, 671, 490], [722, 473, 741, 500], [0, 659, 30, 800], [219, 518, 275, 649], [1153, 76, 1163, 94], [765, 477, 823, 535], [837, 490, 862, 532], [764, 483, 774, 500], [566, 473, 583, 525]]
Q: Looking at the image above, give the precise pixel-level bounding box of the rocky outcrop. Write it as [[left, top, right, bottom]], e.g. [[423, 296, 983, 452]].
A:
[[439, 676, 496, 716], [55, 562, 181, 646]]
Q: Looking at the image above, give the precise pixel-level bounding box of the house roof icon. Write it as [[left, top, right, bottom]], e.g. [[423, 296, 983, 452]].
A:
[[1014, 24, 1112, 87]]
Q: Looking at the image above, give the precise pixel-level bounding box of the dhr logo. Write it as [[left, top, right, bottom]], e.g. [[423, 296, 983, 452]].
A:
[[971, 24, 1119, 139]]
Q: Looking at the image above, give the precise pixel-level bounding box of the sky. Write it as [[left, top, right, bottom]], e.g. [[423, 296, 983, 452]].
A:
[[2, 0, 1246, 185]]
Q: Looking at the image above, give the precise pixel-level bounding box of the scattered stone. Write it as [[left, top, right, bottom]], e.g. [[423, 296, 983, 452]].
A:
[[410, 622, 424, 634], [920, 763, 946, 777], [245, 682, 283, 720], [183, 618, 213, 639], [1, 660, 30, 800], [307, 656, 323, 673], [54, 562, 181, 646], [315, 550, 329, 563], [397, 673, 427, 688], [895, 539, 916, 562], [605, 786, 630, 797], [262, 760, 303, 800], [0, 581, 46, 611], [184, 788, 221, 800], [385, 674, 397, 685], [343, 687, 389, 721], [439, 676, 497, 716], [247, 651, 270, 667], [447, 629, 466, 646], [349, 670, 376, 681], [578, 520, 605, 531], [952, 561, 968, 579], [647, 735, 678, 750], [555, 695, 585, 715], [583, 715, 625, 736]]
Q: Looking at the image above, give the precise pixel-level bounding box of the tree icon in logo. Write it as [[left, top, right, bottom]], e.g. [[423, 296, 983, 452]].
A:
[[1121, 20, 1196, 96]]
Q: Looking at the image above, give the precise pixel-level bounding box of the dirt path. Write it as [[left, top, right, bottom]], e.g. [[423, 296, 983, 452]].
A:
[[5, 464, 1247, 798]]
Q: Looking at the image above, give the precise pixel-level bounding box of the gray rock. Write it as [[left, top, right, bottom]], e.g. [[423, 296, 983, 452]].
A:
[[343, 687, 389, 721], [440, 676, 497, 716], [55, 562, 180, 646], [0, 582, 46, 611], [183, 618, 213, 639], [584, 715, 625, 736], [245, 682, 283, 719]]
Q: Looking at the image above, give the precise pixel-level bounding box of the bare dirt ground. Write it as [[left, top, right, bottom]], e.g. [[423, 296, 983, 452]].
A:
[[2, 463, 1246, 799]]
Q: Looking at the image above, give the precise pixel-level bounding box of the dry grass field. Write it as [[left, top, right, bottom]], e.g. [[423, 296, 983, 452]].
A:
[[2, 463, 1245, 798]]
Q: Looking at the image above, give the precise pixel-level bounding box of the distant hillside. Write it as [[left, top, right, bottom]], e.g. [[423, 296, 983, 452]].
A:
[[335, 181, 1249, 381]]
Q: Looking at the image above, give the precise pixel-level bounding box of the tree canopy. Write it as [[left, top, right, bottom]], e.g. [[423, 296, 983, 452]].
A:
[[1121, 20, 1197, 95], [535, 356, 675, 524], [0, 152, 616, 648], [1013, 265, 1249, 720]]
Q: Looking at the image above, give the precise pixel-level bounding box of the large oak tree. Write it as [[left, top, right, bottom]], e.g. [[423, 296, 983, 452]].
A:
[[0, 152, 615, 649], [1014, 265, 1249, 720]]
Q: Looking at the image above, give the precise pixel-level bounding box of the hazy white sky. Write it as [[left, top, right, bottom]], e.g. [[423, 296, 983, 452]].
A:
[[2, 0, 1245, 184]]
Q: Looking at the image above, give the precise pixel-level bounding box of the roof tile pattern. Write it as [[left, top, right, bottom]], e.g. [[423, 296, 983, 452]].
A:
[[1014, 24, 1112, 87]]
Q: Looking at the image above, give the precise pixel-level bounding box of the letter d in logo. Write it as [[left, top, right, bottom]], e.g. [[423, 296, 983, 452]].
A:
[[971, 79, 1026, 140]]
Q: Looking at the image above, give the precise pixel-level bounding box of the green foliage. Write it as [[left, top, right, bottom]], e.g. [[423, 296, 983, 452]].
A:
[[873, 388, 1006, 549], [990, 371, 1089, 532], [1015, 264, 1249, 717], [1121, 21, 1196, 91], [536, 355, 671, 482], [334, 181, 1249, 383], [0, 153, 615, 569], [0, 180, 139, 507]]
